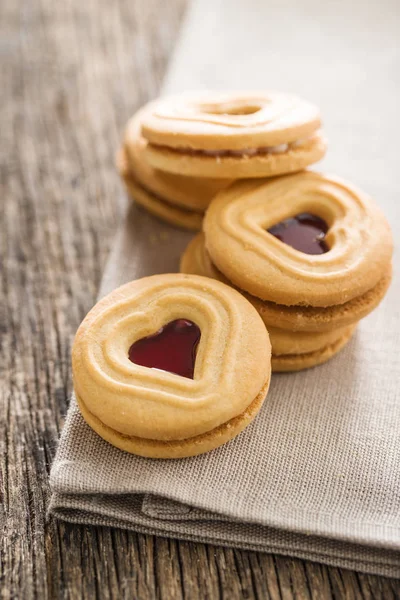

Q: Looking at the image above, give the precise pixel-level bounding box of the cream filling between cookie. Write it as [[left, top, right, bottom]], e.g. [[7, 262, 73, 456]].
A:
[[152, 134, 316, 158]]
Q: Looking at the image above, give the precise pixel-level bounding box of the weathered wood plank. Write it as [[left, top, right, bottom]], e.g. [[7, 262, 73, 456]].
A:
[[1, 0, 399, 598]]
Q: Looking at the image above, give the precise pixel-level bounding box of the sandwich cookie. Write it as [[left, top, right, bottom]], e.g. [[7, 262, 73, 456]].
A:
[[180, 234, 391, 335], [118, 106, 231, 230], [181, 173, 392, 371], [181, 235, 361, 371], [141, 91, 327, 179], [73, 273, 271, 458]]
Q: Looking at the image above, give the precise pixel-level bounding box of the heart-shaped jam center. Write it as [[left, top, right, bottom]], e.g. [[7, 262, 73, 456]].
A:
[[267, 213, 329, 255], [128, 319, 201, 379]]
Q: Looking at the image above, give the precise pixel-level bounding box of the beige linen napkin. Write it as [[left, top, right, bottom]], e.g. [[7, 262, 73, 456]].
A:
[[50, 0, 400, 577]]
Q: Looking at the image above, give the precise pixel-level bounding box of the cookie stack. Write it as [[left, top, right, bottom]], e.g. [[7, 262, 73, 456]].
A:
[[73, 91, 394, 460], [118, 105, 232, 230], [181, 173, 392, 371], [119, 92, 326, 229], [119, 91, 393, 371]]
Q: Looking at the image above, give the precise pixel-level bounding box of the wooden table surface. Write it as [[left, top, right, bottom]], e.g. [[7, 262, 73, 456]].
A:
[[1, 0, 399, 598]]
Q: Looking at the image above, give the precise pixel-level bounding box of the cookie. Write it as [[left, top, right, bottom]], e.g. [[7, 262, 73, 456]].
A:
[[118, 106, 232, 230], [180, 235, 359, 363], [118, 148, 203, 230], [271, 325, 356, 372], [268, 323, 356, 356], [72, 274, 271, 458], [181, 179, 392, 372], [180, 233, 392, 333], [123, 108, 232, 211], [204, 172, 393, 307], [141, 91, 327, 178]]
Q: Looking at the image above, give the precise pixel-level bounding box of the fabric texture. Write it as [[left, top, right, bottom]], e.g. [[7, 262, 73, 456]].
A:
[[50, 0, 400, 577]]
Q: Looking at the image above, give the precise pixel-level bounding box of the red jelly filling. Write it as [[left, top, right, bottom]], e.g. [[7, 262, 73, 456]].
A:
[[128, 319, 201, 379], [268, 213, 329, 255]]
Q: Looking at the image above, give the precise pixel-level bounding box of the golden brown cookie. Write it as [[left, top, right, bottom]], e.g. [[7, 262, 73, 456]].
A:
[[73, 274, 271, 458], [141, 92, 327, 178], [123, 107, 232, 211], [77, 383, 268, 459], [204, 172, 393, 307], [180, 233, 392, 333], [180, 231, 390, 371], [268, 324, 355, 356], [271, 325, 356, 372], [118, 148, 203, 230], [118, 106, 233, 230]]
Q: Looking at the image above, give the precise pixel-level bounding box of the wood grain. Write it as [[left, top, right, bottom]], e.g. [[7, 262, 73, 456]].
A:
[[0, 0, 399, 598]]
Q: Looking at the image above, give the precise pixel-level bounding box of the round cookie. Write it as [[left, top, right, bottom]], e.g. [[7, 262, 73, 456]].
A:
[[123, 107, 232, 212], [118, 148, 203, 230], [77, 383, 268, 459], [204, 172, 393, 307], [180, 233, 392, 333], [271, 325, 356, 372], [144, 133, 326, 180], [268, 324, 355, 356], [72, 274, 271, 458], [141, 91, 326, 178]]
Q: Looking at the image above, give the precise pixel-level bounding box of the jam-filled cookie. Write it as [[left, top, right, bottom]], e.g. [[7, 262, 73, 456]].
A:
[[141, 91, 327, 179], [181, 173, 392, 371], [118, 106, 231, 230], [72, 274, 271, 458]]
